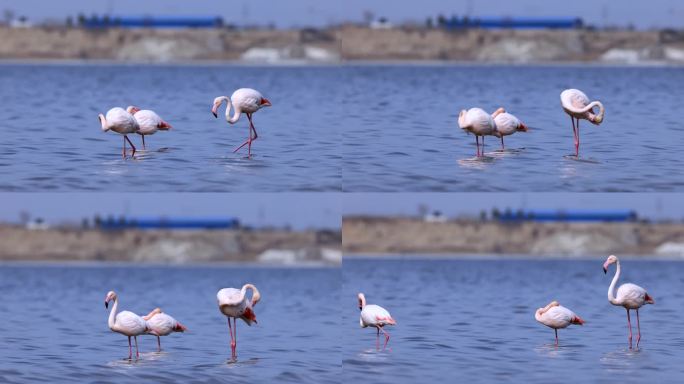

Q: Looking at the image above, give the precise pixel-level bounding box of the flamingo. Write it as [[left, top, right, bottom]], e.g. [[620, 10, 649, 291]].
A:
[[603, 254, 654, 348], [491, 108, 528, 150], [534, 300, 584, 346], [358, 293, 396, 350], [104, 291, 148, 359], [217, 284, 261, 359], [126, 106, 172, 150], [99, 107, 140, 158], [142, 308, 187, 352], [560, 89, 605, 157], [458, 107, 496, 157], [211, 88, 272, 157]]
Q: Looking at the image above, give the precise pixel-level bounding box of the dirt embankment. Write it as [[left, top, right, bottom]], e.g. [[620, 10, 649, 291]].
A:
[[0, 226, 341, 265], [343, 216, 684, 257], [1, 26, 684, 64]]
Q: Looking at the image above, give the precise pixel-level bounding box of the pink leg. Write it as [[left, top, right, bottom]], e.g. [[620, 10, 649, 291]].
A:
[[134, 336, 140, 358], [575, 119, 580, 157], [227, 317, 236, 358], [233, 317, 238, 359], [482, 136, 485, 155], [376, 327, 380, 350], [379, 327, 390, 350], [128, 336, 132, 359], [626, 309, 633, 349], [555, 329, 559, 346], [636, 309, 641, 347], [157, 336, 161, 352], [122, 136, 127, 158], [125, 135, 137, 158], [475, 136, 480, 157]]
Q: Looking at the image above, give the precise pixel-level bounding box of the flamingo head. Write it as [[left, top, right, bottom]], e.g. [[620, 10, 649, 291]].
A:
[[259, 97, 272, 108], [517, 122, 529, 132], [158, 120, 172, 131], [104, 291, 117, 308], [126, 105, 141, 115], [211, 96, 227, 118], [174, 322, 188, 332], [242, 307, 257, 325], [357, 293, 366, 310], [603, 254, 618, 274]]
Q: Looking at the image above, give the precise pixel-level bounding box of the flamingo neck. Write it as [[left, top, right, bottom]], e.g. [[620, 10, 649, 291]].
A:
[[99, 114, 109, 132], [608, 260, 621, 305], [242, 283, 260, 307], [222, 96, 240, 124], [108, 296, 119, 329]]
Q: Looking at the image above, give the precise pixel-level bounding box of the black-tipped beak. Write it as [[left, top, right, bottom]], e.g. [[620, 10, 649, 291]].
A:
[[603, 267, 607, 274], [105, 301, 109, 309], [212, 111, 217, 118]]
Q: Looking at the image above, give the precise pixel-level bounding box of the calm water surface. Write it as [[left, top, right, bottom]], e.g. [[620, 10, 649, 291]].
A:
[[0, 265, 340, 383], [343, 257, 684, 383], [341, 65, 684, 191], [0, 64, 341, 191]]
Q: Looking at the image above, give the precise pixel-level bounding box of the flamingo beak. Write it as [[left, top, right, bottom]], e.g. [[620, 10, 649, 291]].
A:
[[105, 301, 109, 309], [261, 98, 271, 107], [519, 123, 529, 132], [602, 266, 607, 274]]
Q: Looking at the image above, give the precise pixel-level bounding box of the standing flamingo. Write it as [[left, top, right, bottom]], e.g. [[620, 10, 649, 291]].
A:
[[603, 255, 654, 348], [104, 291, 148, 359], [126, 106, 172, 150], [491, 108, 528, 150], [217, 284, 261, 359], [458, 107, 496, 157], [211, 88, 271, 158], [99, 107, 140, 158], [358, 293, 396, 350], [142, 308, 187, 352], [560, 89, 605, 157], [534, 300, 584, 346]]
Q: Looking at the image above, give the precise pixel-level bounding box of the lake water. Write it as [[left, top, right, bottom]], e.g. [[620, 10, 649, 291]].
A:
[[0, 64, 341, 191], [343, 257, 684, 383], [0, 264, 340, 383], [340, 65, 684, 191]]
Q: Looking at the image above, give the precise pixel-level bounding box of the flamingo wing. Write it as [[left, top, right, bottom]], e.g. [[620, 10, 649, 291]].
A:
[[539, 306, 575, 328], [361, 304, 394, 327], [147, 313, 177, 336], [616, 283, 649, 306], [494, 113, 520, 136], [134, 110, 163, 134], [114, 311, 147, 334]]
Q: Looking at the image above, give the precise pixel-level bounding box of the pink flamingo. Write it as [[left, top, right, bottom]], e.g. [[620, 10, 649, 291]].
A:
[[211, 88, 272, 157], [142, 308, 187, 352], [217, 284, 261, 359], [104, 291, 148, 359], [358, 293, 396, 350], [560, 89, 605, 157], [603, 255, 654, 348], [99, 107, 140, 158], [534, 300, 584, 346], [458, 107, 496, 157], [491, 107, 528, 150], [126, 106, 172, 149]]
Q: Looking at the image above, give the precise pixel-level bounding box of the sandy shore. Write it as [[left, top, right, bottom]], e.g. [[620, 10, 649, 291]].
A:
[[343, 216, 684, 257], [1, 26, 683, 64], [0, 226, 341, 265]]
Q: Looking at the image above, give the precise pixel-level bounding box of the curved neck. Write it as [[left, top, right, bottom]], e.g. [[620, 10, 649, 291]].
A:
[[608, 260, 621, 304], [221, 96, 240, 124], [99, 114, 109, 131], [458, 110, 467, 129], [108, 296, 119, 329], [588, 101, 605, 122], [535, 301, 557, 321], [242, 283, 260, 307]]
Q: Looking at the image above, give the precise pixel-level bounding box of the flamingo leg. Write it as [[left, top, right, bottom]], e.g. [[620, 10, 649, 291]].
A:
[[142, 134, 146, 150], [134, 336, 140, 359], [626, 308, 633, 349], [482, 136, 485, 155], [233, 317, 238, 359], [128, 336, 132, 359], [227, 317, 236, 358], [124, 135, 137, 158], [157, 336, 161, 352], [500, 136, 505, 150], [555, 329, 559, 346], [246, 113, 259, 157], [379, 327, 390, 350], [575, 119, 580, 157], [376, 327, 380, 351], [475, 136, 480, 157], [122, 136, 127, 158], [636, 309, 641, 347]]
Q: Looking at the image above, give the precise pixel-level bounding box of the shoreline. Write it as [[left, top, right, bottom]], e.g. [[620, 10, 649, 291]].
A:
[[343, 253, 684, 261]]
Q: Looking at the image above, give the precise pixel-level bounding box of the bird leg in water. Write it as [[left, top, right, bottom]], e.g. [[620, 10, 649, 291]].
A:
[[233, 113, 259, 157], [475, 136, 480, 157], [626, 309, 633, 349], [500, 136, 505, 150], [376, 327, 380, 351], [134, 336, 140, 358], [142, 135, 146, 150], [380, 327, 391, 350], [157, 336, 161, 352], [124, 135, 137, 158], [233, 318, 238, 359], [227, 318, 236, 359], [575, 119, 580, 157], [636, 309, 641, 348], [128, 336, 132, 360], [555, 329, 559, 346]]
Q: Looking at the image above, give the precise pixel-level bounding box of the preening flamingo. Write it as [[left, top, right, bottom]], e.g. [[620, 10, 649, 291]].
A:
[[211, 88, 271, 157], [358, 293, 396, 350], [217, 284, 261, 359], [603, 255, 654, 348], [560, 89, 605, 157], [534, 300, 584, 346], [142, 308, 187, 352], [458, 107, 496, 157], [492, 108, 528, 150], [99, 107, 140, 158], [126, 106, 172, 149], [104, 291, 148, 359]]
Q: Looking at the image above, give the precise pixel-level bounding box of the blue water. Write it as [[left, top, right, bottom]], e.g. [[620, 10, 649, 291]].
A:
[[0, 264, 340, 383], [0, 64, 341, 191], [341, 65, 684, 191], [343, 257, 684, 383]]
